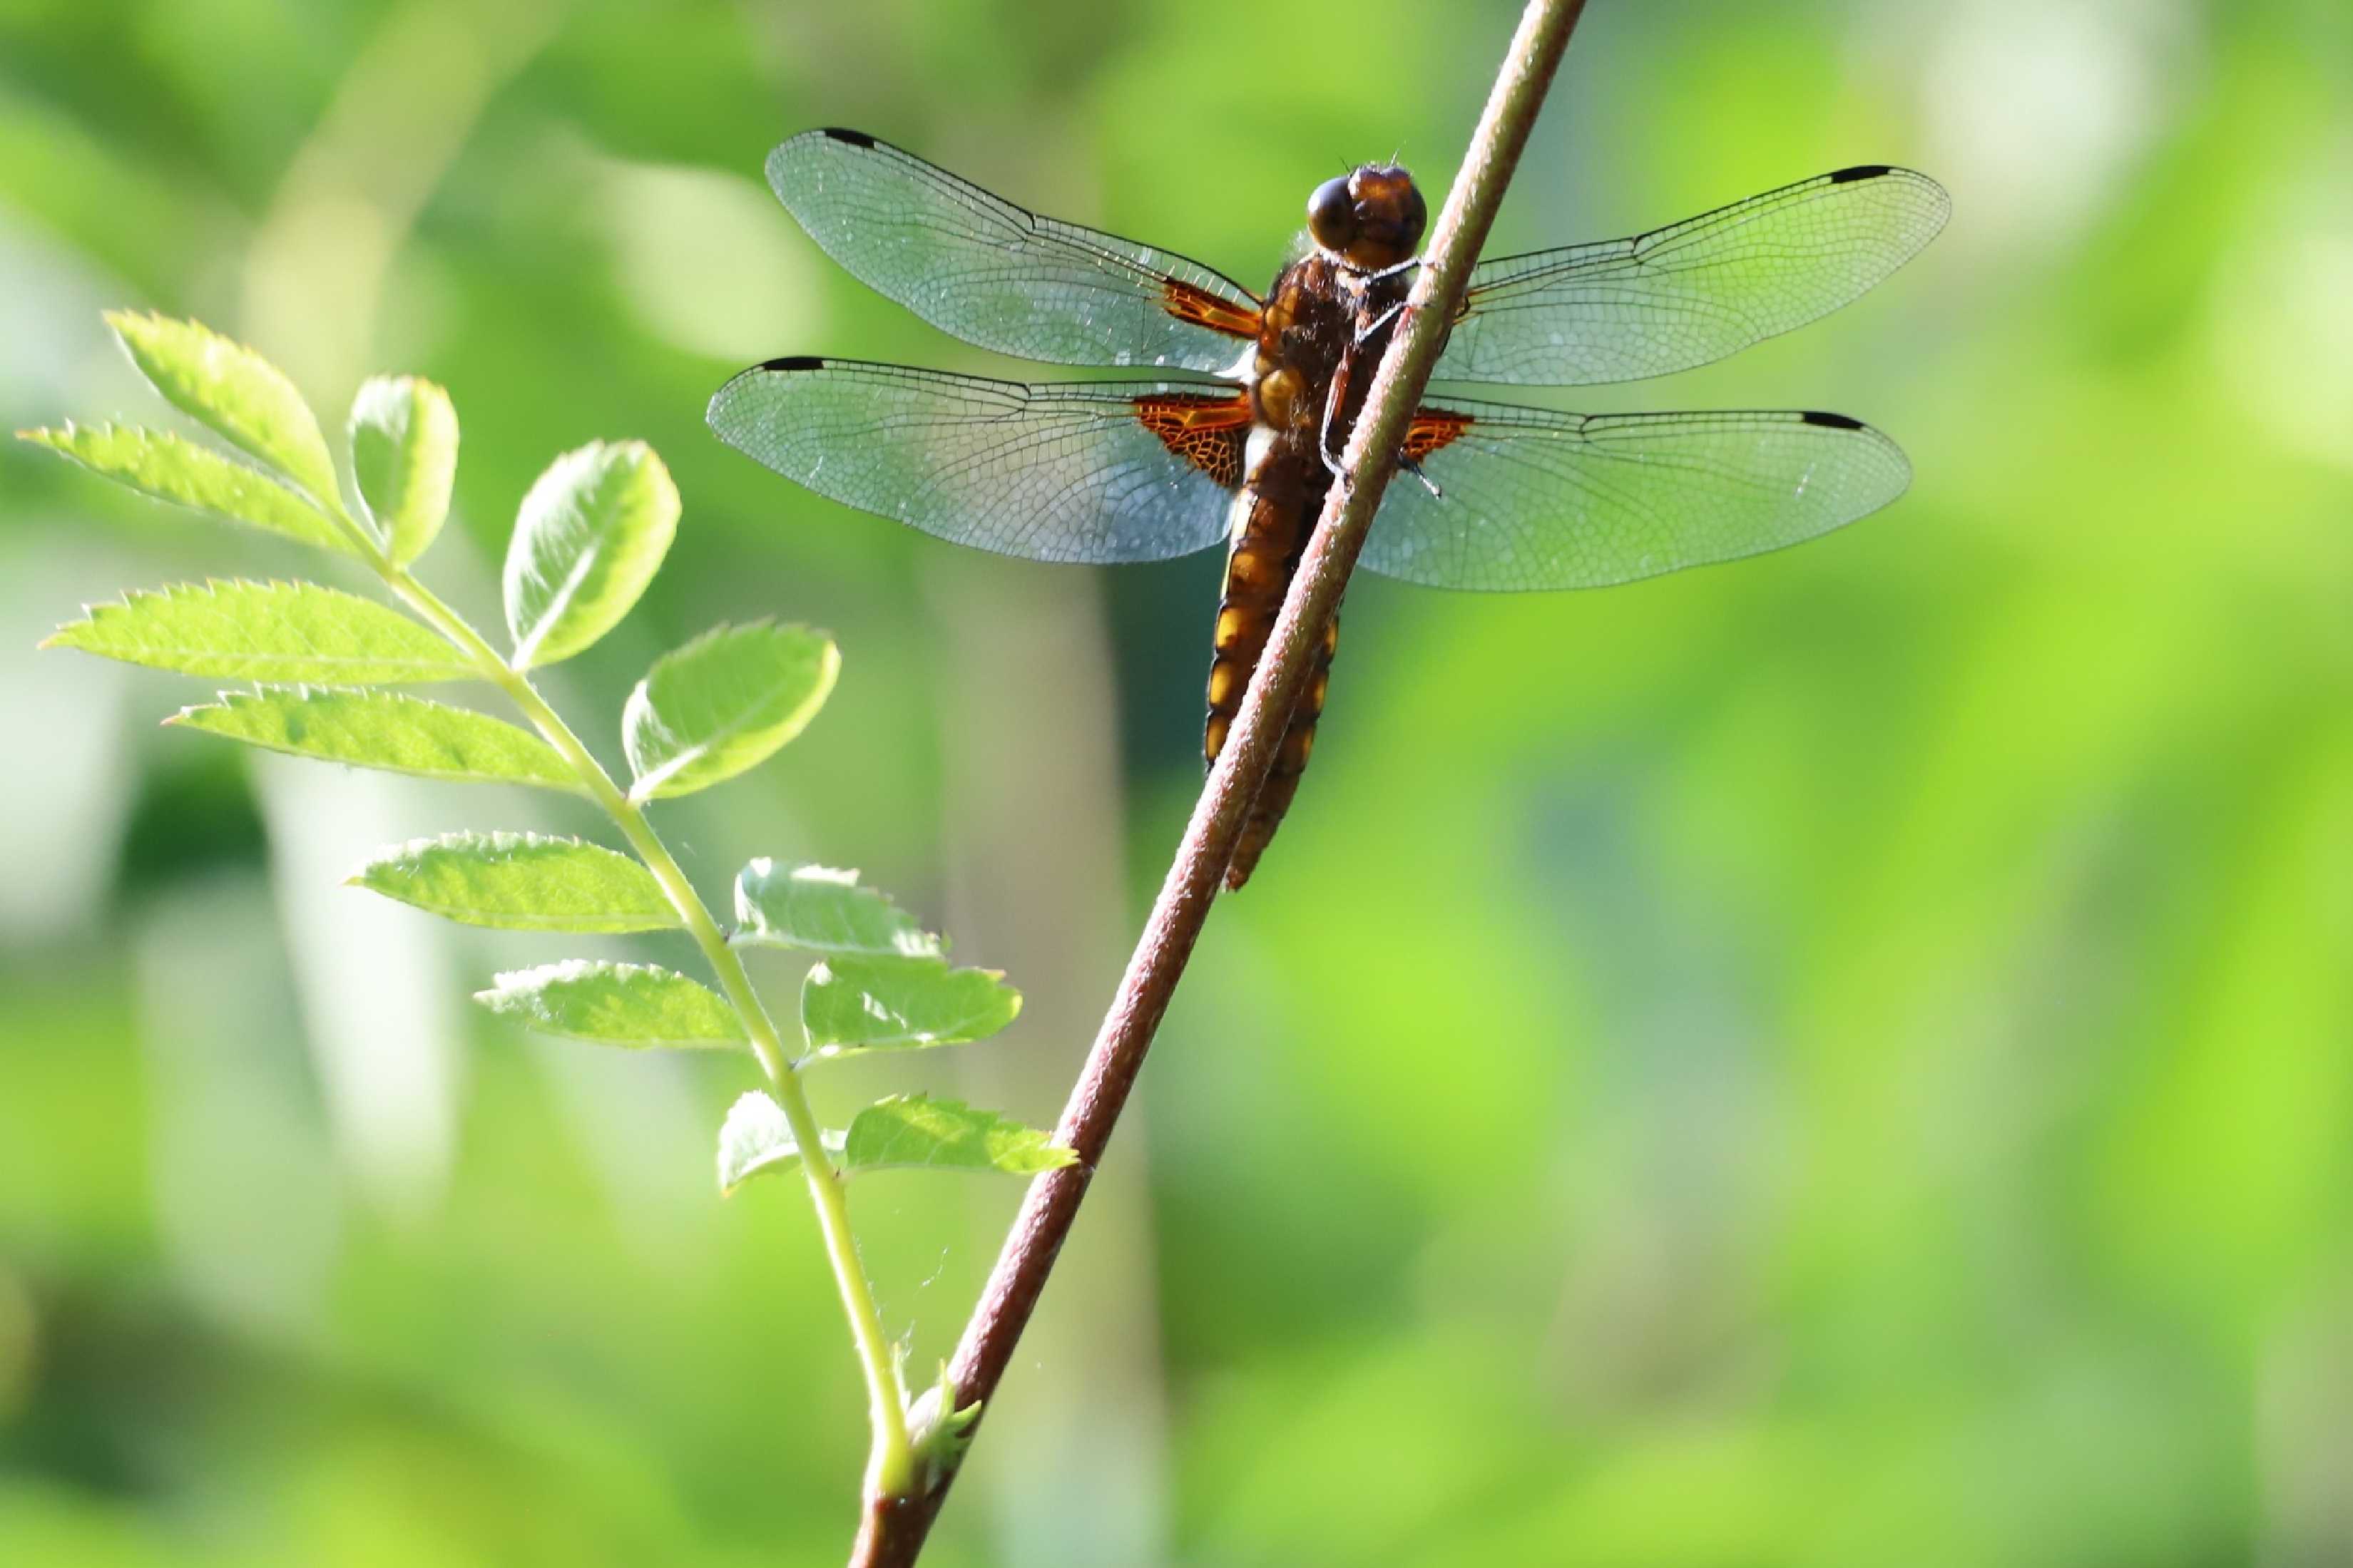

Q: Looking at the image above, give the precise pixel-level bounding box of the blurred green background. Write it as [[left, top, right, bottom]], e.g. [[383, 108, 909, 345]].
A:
[[5, 0, 2352, 1562]]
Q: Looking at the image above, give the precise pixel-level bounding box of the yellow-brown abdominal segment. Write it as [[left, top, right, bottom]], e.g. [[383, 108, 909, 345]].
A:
[[1257, 367, 1305, 431], [1204, 712, 1230, 762], [1228, 547, 1275, 592], [1205, 660, 1240, 709]]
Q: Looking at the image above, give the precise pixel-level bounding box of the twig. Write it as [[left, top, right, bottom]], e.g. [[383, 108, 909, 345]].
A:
[[850, 1, 1588, 1559]]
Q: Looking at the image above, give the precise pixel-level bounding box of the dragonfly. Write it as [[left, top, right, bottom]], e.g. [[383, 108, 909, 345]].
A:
[[710, 129, 1948, 888]]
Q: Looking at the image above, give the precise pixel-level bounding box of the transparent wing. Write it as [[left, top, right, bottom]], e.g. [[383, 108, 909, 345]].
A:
[[769, 128, 1263, 374], [1435, 165, 1949, 386], [1361, 399, 1912, 591], [708, 358, 1245, 565]]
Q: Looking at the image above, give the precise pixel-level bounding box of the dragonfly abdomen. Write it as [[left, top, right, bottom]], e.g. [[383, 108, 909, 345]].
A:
[[1205, 427, 1339, 891]]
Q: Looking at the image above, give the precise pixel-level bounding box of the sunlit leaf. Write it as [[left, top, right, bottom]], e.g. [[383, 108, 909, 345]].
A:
[[44, 580, 474, 683], [169, 687, 576, 789], [349, 830, 678, 932], [350, 374, 457, 565], [733, 861, 944, 961], [718, 1090, 844, 1193], [623, 622, 839, 800], [503, 440, 678, 669], [104, 311, 341, 508], [842, 1095, 1074, 1176], [475, 960, 742, 1048], [801, 956, 1020, 1057], [18, 422, 348, 550]]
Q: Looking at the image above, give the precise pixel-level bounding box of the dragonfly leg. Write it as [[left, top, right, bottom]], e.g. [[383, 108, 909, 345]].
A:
[[1354, 301, 1409, 347], [1399, 455, 1442, 499], [1317, 378, 1348, 480]]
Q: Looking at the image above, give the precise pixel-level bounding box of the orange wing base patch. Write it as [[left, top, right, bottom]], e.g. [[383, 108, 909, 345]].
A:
[[1161, 278, 1263, 340], [1404, 408, 1475, 463], [1135, 391, 1254, 488]]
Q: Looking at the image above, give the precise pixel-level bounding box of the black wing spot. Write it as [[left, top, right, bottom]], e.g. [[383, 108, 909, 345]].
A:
[[755, 355, 828, 372], [820, 127, 877, 148], [1828, 164, 1894, 184], [1801, 410, 1866, 430]]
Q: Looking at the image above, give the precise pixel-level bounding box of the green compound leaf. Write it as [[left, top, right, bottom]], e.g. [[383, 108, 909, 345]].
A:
[[732, 861, 944, 962], [19, 422, 347, 551], [503, 441, 678, 670], [718, 1090, 844, 1193], [842, 1096, 1075, 1177], [623, 622, 839, 801], [168, 687, 577, 791], [44, 580, 474, 683], [801, 956, 1021, 1058], [349, 375, 457, 565], [475, 960, 743, 1049], [105, 311, 341, 508], [349, 830, 678, 932]]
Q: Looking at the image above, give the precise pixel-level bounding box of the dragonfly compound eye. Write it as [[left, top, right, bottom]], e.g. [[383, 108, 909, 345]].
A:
[[1339, 166, 1426, 267], [1307, 175, 1359, 252], [1395, 181, 1427, 249]]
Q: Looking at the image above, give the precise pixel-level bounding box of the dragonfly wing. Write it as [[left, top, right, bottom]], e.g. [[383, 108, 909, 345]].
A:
[[769, 129, 1264, 374], [1360, 399, 1912, 591], [708, 359, 1246, 565], [1435, 165, 1949, 386]]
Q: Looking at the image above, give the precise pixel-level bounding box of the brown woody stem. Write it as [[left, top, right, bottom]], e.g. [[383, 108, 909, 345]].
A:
[[849, 1, 1589, 1560]]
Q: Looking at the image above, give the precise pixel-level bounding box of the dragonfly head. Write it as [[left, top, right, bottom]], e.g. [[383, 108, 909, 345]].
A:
[[1307, 163, 1426, 272]]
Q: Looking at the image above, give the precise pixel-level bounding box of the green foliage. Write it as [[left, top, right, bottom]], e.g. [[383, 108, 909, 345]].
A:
[[350, 831, 680, 932], [17, 423, 347, 550], [169, 687, 580, 790], [103, 309, 342, 509], [803, 958, 1023, 1057], [349, 375, 458, 565], [41, 581, 476, 683], [503, 440, 679, 670], [30, 313, 1071, 1520], [844, 1097, 1076, 1176], [718, 1090, 845, 1192], [733, 861, 945, 961], [719, 1092, 1063, 1190], [625, 622, 840, 800], [475, 960, 744, 1048]]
